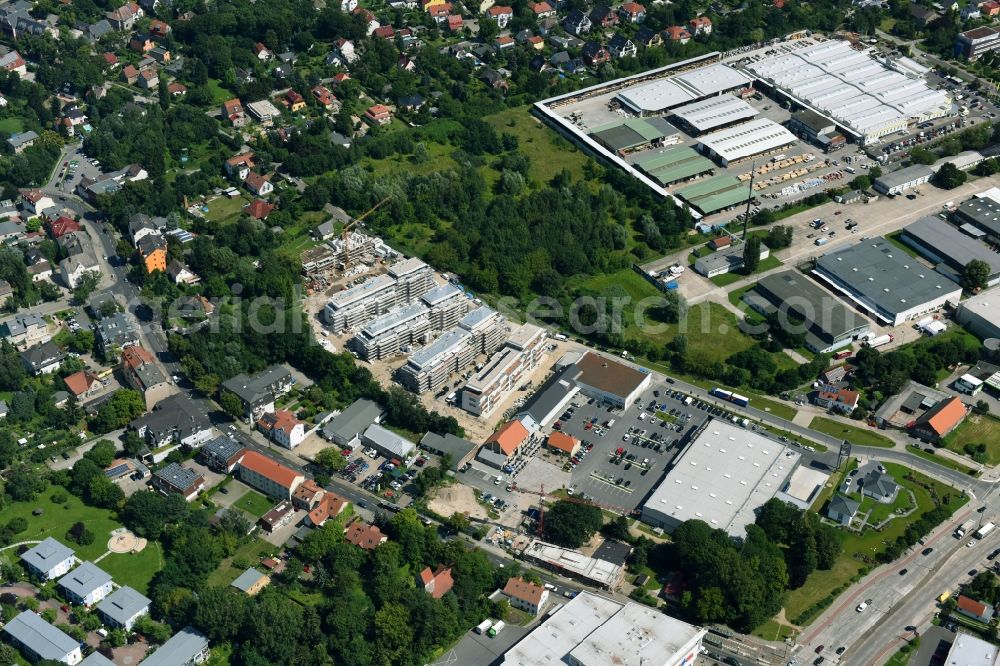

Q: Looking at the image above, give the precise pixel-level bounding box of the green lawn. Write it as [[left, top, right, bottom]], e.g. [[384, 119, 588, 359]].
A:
[[99, 541, 164, 594], [750, 394, 798, 421], [484, 106, 590, 184], [809, 416, 895, 448], [784, 463, 967, 622], [655, 410, 677, 424], [233, 490, 275, 518], [0, 118, 25, 134], [3, 491, 122, 561], [906, 445, 979, 475], [206, 538, 277, 587], [204, 196, 249, 223], [859, 474, 915, 526], [206, 78, 236, 105], [752, 619, 798, 641], [709, 254, 783, 287], [942, 415, 1000, 465], [728, 284, 756, 308]]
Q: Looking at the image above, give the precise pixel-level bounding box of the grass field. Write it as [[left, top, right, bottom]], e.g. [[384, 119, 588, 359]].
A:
[[234, 490, 274, 518], [753, 619, 798, 641], [942, 415, 1000, 465], [99, 541, 164, 594], [4, 491, 122, 561], [207, 538, 277, 587], [809, 416, 895, 448], [484, 106, 590, 183], [0, 118, 25, 134], [906, 445, 979, 475], [204, 196, 249, 223], [207, 79, 236, 106], [783, 463, 967, 622]]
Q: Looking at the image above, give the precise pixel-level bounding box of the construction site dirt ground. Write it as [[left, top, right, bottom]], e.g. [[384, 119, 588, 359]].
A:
[[428, 484, 489, 521]]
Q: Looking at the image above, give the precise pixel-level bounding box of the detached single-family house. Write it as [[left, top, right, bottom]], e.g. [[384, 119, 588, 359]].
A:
[[478, 419, 530, 469], [63, 370, 103, 400], [502, 576, 549, 616], [225, 153, 255, 181], [152, 462, 205, 501], [365, 104, 393, 126], [825, 494, 860, 526], [418, 566, 454, 599], [344, 521, 387, 550], [199, 435, 246, 473], [485, 4, 513, 27], [689, 15, 712, 34], [245, 172, 273, 197], [231, 568, 270, 596], [664, 25, 691, 42], [563, 8, 591, 35], [20, 341, 64, 375], [6, 130, 37, 154], [609, 34, 637, 58], [957, 595, 994, 622], [618, 1, 645, 22], [257, 409, 305, 449], [3, 611, 82, 665], [814, 387, 860, 414], [861, 469, 899, 504], [222, 98, 248, 127]]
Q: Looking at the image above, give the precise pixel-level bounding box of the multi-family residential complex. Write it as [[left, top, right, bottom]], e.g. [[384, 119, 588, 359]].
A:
[[0, 313, 49, 350], [323, 257, 435, 333], [461, 322, 547, 416], [220, 365, 293, 422], [398, 306, 508, 394], [350, 302, 431, 361], [421, 282, 469, 330]]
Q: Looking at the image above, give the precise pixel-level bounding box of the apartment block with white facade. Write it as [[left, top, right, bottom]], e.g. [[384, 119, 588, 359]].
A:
[[461, 323, 546, 416]]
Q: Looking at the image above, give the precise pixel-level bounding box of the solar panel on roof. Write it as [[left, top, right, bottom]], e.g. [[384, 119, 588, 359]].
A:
[[105, 463, 129, 478]]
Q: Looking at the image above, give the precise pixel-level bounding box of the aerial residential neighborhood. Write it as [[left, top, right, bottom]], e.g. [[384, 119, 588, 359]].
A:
[[0, 0, 1000, 662]]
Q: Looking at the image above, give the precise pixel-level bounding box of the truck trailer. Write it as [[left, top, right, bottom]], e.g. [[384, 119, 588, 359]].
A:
[[475, 620, 493, 635], [976, 522, 996, 540], [488, 621, 505, 637], [863, 334, 894, 349]]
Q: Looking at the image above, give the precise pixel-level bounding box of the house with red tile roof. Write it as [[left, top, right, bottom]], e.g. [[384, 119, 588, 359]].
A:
[[167, 82, 187, 96], [253, 42, 273, 60], [63, 370, 102, 399], [502, 576, 548, 615], [257, 409, 305, 449], [149, 18, 171, 38], [244, 172, 273, 197], [618, 2, 645, 22], [495, 35, 515, 49], [529, 1, 555, 17], [447, 14, 464, 31], [344, 521, 387, 550], [102, 52, 119, 67], [374, 25, 396, 39], [225, 153, 255, 180], [306, 492, 348, 527], [957, 595, 994, 622], [222, 98, 248, 128], [479, 419, 529, 468], [911, 396, 967, 443], [236, 450, 305, 500], [486, 4, 513, 27], [983, 1, 1000, 16], [311, 85, 337, 109], [689, 15, 712, 35], [285, 90, 306, 112], [663, 25, 691, 43], [365, 104, 393, 126], [245, 199, 274, 220], [121, 65, 139, 84], [418, 566, 454, 599], [48, 216, 80, 239], [545, 431, 580, 456], [815, 387, 859, 414]]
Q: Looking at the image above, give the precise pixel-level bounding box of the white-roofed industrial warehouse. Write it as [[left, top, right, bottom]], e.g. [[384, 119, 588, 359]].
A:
[[697, 118, 798, 166], [746, 40, 952, 145], [671, 94, 759, 134], [615, 63, 753, 115]]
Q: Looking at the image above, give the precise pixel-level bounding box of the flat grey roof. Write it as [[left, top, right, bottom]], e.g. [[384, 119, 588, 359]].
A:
[[405, 327, 471, 371], [326, 274, 395, 311], [753, 270, 870, 340], [419, 432, 477, 466], [323, 398, 383, 441], [139, 627, 209, 666], [957, 196, 1000, 236], [502, 592, 704, 666], [154, 462, 201, 490], [3, 611, 79, 661], [960, 291, 1000, 328], [362, 424, 416, 458], [357, 302, 427, 338], [21, 537, 73, 573], [387, 256, 428, 278], [420, 282, 463, 306], [230, 567, 267, 592], [875, 164, 934, 190], [58, 561, 112, 599], [814, 237, 961, 319], [81, 652, 116, 666], [671, 94, 759, 132], [902, 216, 1000, 276], [458, 305, 500, 331], [642, 419, 799, 536], [520, 365, 579, 425], [96, 586, 150, 625]]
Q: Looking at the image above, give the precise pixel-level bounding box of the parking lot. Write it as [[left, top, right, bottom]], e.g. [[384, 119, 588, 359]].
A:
[[548, 384, 714, 513]]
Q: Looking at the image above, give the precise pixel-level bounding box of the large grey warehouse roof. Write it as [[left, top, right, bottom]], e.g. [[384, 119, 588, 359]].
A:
[[697, 118, 798, 164], [615, 63, 752, 114], [671, 93, 758, 132], [362, 424, 416, 458], [642, 419, 799, 536], [957, 196, 1000, 237], [751, 269, 869, 339], [902, 216, 1000, 276], [814, 237, 962, 321], [874, 164, 934, 191], [323, 398, 383, 442], [3, 611, 79, 661]]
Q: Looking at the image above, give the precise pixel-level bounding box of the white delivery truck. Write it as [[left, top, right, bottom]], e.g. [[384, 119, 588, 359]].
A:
[[488, 621, 506, 637], [957, 519, 976, 538], [683, 396, 694, 406], [475, 620, 493, 635], [976, 522, 996, 540], [863, 334, 894, 349]]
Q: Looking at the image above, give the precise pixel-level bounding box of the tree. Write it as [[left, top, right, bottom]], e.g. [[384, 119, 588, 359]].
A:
[[908, 146, 937, 165], [193, 587, 248, 643], [961, 259, 991, 292], [67, 521, 94, 545], [84, 439, 117, 468], [0, 644, 18, 665], [89, 389, 145, 433], [314, 447, 346, 473], [71, 272, 100, 304], [742, 236, 762, 273], [544, 501, 603, 548], [933, 162, 967, 189], [219, 391, 244, 419]]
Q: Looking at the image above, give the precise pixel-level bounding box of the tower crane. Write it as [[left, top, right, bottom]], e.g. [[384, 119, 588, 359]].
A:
[[341, 197, 391, 271]]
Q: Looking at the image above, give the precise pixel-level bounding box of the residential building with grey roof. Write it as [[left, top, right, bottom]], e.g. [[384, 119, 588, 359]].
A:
[[58, 561, 113, 606], [96, 585, 150, 630], [21, 537, 75, 580], [140, 627, 210, 666], [3, 611, 82, 665]]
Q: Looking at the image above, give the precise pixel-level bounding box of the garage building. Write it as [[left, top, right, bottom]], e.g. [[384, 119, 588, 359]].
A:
[[640, 419, 800, 536], [954, 196, 1000, 243], [812, 237, 963, 326], [696, 118, 798, 167], [873, 164, 934, 196], [589, 117, 679, 153]]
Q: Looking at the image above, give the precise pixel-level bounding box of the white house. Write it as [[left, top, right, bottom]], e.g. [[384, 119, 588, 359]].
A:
[[257, 409, 305, 449], [21, 538, 75, 581], [96, 586, 151, 630], [58, 562, 113, 606]]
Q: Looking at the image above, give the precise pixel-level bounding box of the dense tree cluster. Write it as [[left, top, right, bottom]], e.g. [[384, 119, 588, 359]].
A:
[[851, 333, 981, 403], [755, 499, 843, 588], [544, 500, 604, 548]]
